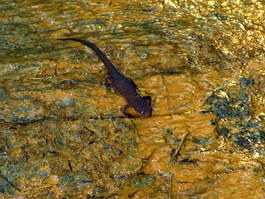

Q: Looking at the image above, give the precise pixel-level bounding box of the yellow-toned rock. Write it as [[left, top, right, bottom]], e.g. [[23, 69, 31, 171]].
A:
[[143, 145, 172, 174], [44, 175, 60, 185]]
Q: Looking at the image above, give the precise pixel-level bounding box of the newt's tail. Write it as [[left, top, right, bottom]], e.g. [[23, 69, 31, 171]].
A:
[[58, 38, 118, 75]]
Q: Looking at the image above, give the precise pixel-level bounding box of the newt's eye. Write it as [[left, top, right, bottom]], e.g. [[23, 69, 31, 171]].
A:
[[140, 111, 145, 115]]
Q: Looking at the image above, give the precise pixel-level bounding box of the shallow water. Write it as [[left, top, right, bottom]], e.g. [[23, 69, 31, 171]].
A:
[[1, 0, 265, 198]]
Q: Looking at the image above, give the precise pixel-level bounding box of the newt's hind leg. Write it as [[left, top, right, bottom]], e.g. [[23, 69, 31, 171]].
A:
[[103, 74, 112, 88], [121, 104, 134, 118]]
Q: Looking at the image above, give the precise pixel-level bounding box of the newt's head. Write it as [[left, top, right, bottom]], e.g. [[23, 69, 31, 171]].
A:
[[138, 106, 153, 117], [121, 96, 153, 118], [134, 96, 153, 118]]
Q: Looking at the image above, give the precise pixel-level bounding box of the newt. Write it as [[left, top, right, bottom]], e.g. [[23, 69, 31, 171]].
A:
[[59, 38, 152, 117]]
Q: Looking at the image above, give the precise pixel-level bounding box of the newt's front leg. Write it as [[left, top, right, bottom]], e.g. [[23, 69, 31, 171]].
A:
[[120, 104, 134, 118], [142, 96, 152, 105]]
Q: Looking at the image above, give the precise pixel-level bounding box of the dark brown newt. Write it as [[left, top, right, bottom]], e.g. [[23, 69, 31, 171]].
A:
[[59, 38, 152, 117]]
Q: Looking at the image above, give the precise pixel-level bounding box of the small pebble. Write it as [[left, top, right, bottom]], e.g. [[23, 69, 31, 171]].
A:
[[44, 175, 60, 185]]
